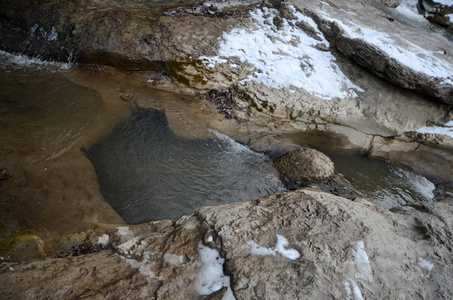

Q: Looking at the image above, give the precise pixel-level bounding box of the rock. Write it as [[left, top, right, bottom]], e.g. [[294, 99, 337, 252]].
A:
[[198, 189, 453, 299], [1, 189, 453, 299], [305, 0, 453, 104], [379, 0, 401, 8], [120, 90, 134, 102], [0, 168, 11, 180], [421, 0, 453, 27], [274, 148, 335, 182]]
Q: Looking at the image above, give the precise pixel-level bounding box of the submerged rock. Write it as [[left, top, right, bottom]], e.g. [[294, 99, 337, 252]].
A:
[[274, 147, 335, 182]]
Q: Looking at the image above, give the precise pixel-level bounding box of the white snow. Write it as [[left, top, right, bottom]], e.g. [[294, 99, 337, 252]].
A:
[[117, 226, 134, 239], [125, 257, 159, 279], [201, 6, 362, 100], [344, 241, 373, 300], [447, 14, 453, 23], [195, 242, 236, 300], [321, 15, 453, 85], [118, 236, 141, 255], [0, 50, 71, 70], [418, 257, 434, 278], [248, 234, 300, 260], [207, 236, 214, 242], [123, 250, 164, 281], [164, 253, 185, 266], [431, 0, 453, 6], [97, 234, 109, 246], [203, 0, 262, 10], [416, 121, 453, 139]]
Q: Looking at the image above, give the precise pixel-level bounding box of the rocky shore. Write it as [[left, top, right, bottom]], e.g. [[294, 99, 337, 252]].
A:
[[1, 0, 453, 299]]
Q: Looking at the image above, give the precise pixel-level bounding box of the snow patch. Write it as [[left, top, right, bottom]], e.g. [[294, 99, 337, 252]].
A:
[[164, 253, 184, 266], [418, 257, 434, 278], [203, 0, 262, 10], [118, 236, 141, 255], [447, 14, 453, 23], [344, 241, 373, 300], [123, 250, 164, 281], [201, 6, 362, 100], [117, 226, 134, 240], [248, 234, 300, 260], [416, 121, 453, 139], [431, 0, 453, 6], [321, 14, 453, 85], [195, 242, 236, 300], [97, 234, 109, 246]]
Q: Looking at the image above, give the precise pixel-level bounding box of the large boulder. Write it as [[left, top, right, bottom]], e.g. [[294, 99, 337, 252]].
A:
[[274, 148, 335, 182]]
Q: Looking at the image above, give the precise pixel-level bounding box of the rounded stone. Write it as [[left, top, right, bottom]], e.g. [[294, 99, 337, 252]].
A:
[[274, 148, 335, 182]]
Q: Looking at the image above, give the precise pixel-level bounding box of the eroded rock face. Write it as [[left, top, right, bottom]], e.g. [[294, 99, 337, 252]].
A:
[[1, 189, 452, 299], [274, 148, 335, 182]]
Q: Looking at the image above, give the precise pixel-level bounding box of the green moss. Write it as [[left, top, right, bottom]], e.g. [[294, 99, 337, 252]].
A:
[[156, 55, 210, 86], [0, 232, 42, 251], [269, 104, 276, 114], [232, 86, 277, 115]]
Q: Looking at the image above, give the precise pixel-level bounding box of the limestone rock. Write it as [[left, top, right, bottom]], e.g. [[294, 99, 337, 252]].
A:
[[274, 148, 334, 182], [1, 189, 453, 299], [379, 0, 401, 8], [198, 189, 453, 299]]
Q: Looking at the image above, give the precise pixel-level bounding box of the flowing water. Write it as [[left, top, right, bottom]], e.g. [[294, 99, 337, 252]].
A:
[[276, 133, 437, 209], [88, 109, 285, 223], [0, 50, 444, 225], [0, 52, 102, 163]]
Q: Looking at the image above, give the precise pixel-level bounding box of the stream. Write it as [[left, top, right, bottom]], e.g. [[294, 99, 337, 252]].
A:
[[0, 51, 444, 224]]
